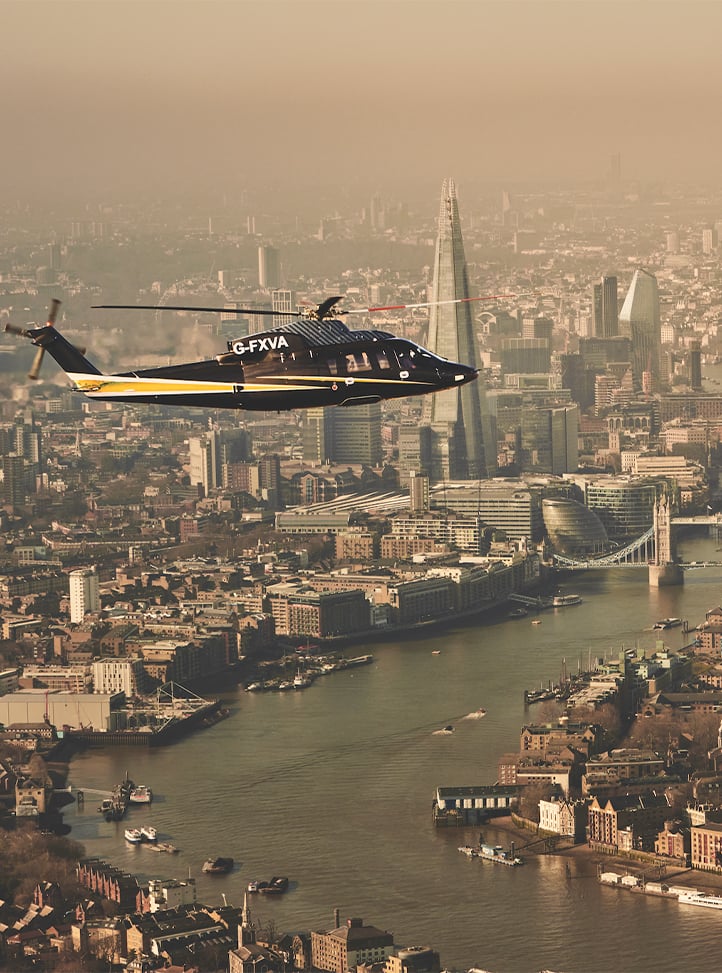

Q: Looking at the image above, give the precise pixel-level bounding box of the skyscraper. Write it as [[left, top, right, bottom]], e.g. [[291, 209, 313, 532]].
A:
[[258, 245, 280, 289], [332, 403, 382, 466], [592, 275, 619, 338], [189, 431, 221, 496], [619, 268, 661, 391], [302, 408, 334, 465], [272, 289, 296, 328], [69, 567, 100, 624], [422, 179, 495, 481]]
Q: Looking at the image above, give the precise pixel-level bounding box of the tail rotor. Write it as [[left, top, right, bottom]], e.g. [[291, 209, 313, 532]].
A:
[[5, 299, 65, 380]]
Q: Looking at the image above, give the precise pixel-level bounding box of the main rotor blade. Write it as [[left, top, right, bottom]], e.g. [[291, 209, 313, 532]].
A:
[[92, 304, 298, 317], [341, 294, 516, 315]]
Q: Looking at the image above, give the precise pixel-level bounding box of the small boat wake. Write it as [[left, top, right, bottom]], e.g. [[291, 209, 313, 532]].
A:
[[432, 725, 455, 735], [462, 708, 487, 720]]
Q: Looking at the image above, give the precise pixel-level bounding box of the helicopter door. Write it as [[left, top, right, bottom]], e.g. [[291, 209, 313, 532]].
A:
[[396, 347, 418, 379], [374, 349, 395, 373]]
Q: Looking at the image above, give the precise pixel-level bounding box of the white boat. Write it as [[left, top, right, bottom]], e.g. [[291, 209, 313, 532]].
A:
[[124, 828, 142, 844], [678, 890, 722, 909], [129, 785, 153, 804], [553, 594, 582, 607], [458, 845, 478, 857], [653, 617, 682, 630], [140, 825, 157, 842]]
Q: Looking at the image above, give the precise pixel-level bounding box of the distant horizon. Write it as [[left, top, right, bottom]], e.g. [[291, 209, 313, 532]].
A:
[[3, 1, 722, 206]]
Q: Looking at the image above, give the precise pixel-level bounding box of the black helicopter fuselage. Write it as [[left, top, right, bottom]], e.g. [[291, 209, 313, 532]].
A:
[[71, 322, 477, 410], [22, 315, 478, 411]]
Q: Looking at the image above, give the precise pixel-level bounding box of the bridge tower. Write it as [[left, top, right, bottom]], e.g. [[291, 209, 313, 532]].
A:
[[649, 492, 683, 587]]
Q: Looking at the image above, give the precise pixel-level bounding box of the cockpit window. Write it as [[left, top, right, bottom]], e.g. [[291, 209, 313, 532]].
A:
[[398, 347, 417, 370]]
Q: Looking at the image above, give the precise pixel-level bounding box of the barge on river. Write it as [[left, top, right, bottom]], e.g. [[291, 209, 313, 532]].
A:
[[64, 683, 222, 747]]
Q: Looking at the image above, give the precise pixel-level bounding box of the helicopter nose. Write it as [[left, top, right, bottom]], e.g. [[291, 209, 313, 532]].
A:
[[447, 364, 478, 385]]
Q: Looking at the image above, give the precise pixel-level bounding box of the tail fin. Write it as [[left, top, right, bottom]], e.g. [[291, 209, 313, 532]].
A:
[[26, 325, 103, 376]]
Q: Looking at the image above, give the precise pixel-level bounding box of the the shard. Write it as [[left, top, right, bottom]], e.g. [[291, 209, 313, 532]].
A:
[[422, 178, 495, 480]]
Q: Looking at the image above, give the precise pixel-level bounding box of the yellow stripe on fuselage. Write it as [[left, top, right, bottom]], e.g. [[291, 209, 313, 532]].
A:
[[69, 372, 437, 397]]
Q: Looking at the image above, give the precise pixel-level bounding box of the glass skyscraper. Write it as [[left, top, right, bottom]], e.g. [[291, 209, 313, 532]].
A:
[[592, 275, 619, 338], [422, 178, 495, 480], [619, 268, 661, 391]]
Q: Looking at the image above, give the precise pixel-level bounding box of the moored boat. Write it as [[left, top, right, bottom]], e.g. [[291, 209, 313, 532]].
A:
[[124, 828, 142, 844], [508, 607, 528, 618], [478, 843, 523, 866], [140, 825, 157, 842], [678, 890, 722, 909], [129, 785, 153, 804], [260, 876, 289, 894]]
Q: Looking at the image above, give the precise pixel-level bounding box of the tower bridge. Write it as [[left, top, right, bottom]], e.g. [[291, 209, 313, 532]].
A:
[[552, 501, 722, 586]]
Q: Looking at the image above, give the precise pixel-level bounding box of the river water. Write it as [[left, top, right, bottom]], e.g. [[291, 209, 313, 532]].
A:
[[64, 532, 722, 973]]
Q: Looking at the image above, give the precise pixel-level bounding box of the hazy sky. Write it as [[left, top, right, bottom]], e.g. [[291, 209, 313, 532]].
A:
[[4, 0, 722, 204]]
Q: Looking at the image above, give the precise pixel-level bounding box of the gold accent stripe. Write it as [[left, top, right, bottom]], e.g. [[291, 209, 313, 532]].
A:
[[68, 372, 435, 397]]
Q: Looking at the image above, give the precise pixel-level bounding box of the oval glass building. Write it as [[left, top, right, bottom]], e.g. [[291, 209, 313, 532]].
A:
[[542, 497, 608, 557]]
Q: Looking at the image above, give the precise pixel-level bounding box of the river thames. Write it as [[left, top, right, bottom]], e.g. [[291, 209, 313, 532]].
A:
[[64, 532, 722, 973]]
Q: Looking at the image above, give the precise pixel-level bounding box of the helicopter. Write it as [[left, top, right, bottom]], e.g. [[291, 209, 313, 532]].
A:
[[3, 294, 502, 412]]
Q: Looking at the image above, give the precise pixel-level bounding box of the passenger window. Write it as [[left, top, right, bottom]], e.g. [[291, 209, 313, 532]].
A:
[[346, 352, 372, 373], [328, 358, 339, 376], [375, 350, 391, 370]]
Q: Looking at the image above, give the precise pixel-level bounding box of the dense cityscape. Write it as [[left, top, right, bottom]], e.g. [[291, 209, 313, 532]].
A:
[[3, 161, 722, 972]]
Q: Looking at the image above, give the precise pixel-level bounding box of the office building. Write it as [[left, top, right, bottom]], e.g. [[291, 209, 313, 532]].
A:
[[619, 269, 661, 391], [272, 288, 296, 328], [258, 245, 280, 289], [581, 477, 659, 541], [69, 567, 100, 624], [189, 432, 220, 496], [408, 470, 430, 512], [2, 453, 27, 507], [259, 454, 282, 503], [430, 481, 544, 541], [542, 498, 608, 557], [689, 342, 703, 390], [500, 338, 551, 375], [522, 316, 554, 341], [702, 228, 717, 255], [398, 424, 432, 476], [422, 178, 495, 480], [592, 275, 619, 338], [302, 408, 334, 465], [311, 917, 395, 973], [520, 404, 579, 475], [332, 402, 382, 466], [92, 657, 146, 696]]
